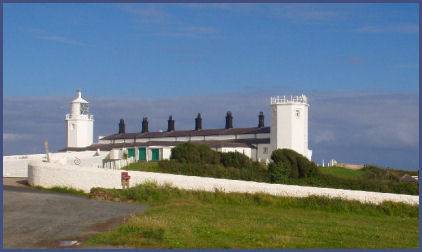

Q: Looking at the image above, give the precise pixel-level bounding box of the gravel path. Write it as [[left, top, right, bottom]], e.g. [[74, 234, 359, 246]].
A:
[[3, 178, 146, 248]]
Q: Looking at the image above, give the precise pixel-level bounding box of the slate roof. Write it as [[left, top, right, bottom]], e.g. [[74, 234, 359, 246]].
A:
[[101, 126, 270, 140], [60, 138, 270, 152]]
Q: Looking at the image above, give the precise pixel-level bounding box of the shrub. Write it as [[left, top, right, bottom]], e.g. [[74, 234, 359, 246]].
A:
[[220, 151, 252, 169], [268, 149, 318, 182], [170, 143, 220, 164]]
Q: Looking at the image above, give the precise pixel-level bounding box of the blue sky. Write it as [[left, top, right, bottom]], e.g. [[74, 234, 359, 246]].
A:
[[4, 3, 419, 97], [3, 3, 420, 169]]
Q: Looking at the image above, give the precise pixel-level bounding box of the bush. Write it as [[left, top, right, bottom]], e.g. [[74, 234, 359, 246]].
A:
[[170, 143, 202, 163], [170, 143, 221, 164], [268, 149, 318, 182], [220, 151, 253, 169]]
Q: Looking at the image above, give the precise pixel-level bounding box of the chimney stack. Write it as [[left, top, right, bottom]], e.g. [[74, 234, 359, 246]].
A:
[[258, 112, 264, 128], [195, 113, 202, 130], [118, 118, 125, 134], [225, 111, 233, 129], [167, 115, 175, 132], [141, 117, 149, 133]]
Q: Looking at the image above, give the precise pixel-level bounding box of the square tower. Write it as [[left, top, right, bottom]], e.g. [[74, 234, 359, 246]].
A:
[[270, 95, 312, 160], [65, 90, 94, 148]]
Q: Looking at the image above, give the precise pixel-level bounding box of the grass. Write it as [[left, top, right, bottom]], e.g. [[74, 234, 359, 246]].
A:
[[319, 166, 365, 180], [85, 182, 419, 248], [125, 161, 160, 172], [33, 185, 88, 197]]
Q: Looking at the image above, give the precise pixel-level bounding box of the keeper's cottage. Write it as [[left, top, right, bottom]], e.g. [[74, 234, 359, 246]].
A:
[[64, 90, 312, 162]]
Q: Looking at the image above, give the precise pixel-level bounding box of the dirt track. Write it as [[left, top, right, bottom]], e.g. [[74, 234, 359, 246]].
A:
[[3, 178, 145, 248]]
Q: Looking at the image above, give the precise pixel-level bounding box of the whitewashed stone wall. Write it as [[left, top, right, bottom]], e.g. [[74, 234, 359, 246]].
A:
[[28, 162, 419, 205], [3, 151, 108, 178]]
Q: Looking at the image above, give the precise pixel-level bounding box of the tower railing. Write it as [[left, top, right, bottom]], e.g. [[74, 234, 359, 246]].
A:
[[270, 95, 308, 105], [66, 114, 94, 120]]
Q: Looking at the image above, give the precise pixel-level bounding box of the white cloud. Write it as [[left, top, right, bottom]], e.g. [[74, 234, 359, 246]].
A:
[[355, 23, 418, 34], [28, 28, 87, 46], [3, 133, 33, 142]]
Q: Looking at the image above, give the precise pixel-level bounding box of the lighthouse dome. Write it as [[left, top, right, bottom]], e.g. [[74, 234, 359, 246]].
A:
[[71, 90, 89, 104]]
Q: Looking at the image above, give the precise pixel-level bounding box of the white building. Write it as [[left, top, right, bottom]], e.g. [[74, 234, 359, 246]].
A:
[[64, 91, 312, 163], [65, 90, 94, 148], [270, 95, 312, 160]]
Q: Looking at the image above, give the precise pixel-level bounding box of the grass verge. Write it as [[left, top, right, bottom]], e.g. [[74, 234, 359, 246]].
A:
[[85, 182, 419, 248], [33, 185, 88, 197]]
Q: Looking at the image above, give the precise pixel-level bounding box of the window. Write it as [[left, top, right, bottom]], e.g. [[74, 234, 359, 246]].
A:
[[295, 109, 300, 118], [263, 147, 268, 154], [80, 103, 89, 115]]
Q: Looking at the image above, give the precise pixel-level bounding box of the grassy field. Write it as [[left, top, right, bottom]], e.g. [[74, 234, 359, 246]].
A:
[[85, 183, 419, 248], [319, 166, 365, 180]]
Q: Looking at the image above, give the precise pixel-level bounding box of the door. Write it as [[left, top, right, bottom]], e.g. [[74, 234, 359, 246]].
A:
[[138, 147, 146, 161], [151, 148, 159, 161], [128, 148, 135, 158]]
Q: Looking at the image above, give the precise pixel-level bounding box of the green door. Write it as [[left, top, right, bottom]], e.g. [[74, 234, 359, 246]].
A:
[[128, 148, 135, 158], [151, 148, 160, 161], [138, 147, 146, 161]]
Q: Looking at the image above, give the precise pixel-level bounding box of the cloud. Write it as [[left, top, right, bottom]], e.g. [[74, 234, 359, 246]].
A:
[[3, 133, 33, 142], [118, 5, 219, 39], [29, 28, 87, 46], [355, 23, 418, 34], [3, 92, 419, 169], [185, 4, 342, 23], [270, 4, 342, 23], [157, 25, 219, 38], [118, 5, 170, 24]]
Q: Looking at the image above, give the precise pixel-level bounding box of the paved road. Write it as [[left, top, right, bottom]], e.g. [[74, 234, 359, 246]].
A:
[[3, 178, 146, 248]]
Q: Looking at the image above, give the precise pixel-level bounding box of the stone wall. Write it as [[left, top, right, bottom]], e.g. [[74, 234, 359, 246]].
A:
[[27, 161, 419, 205]]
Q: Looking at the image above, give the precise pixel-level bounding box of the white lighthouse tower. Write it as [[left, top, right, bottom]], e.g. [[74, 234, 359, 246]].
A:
[[270, 95, 312, 160], [65, 90, 94, 148]]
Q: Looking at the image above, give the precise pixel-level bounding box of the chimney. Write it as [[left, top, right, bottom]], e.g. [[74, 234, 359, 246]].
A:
[[225, 111, 233, 129], [258, 112, 264, 128], [118, 118, 125, 134], [167, 115, 175, 132], [195, 113, 202, 130], [141, 117, 149, 133]]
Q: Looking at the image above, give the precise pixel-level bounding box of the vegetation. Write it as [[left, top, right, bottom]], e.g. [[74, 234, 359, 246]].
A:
[[123, 144, 418, 195], [268, 149, 318, 182], [85, 182, 419, 248], [126, 161, 160, 172], [33, 186, 87, 197]]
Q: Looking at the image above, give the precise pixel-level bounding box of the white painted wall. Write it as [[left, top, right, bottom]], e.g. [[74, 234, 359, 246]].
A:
[[256, 144, 271, 162], [3, 151, 108, 178], [270, 95, 311, 160], [189, 136, 206, 141], [204, 135, 236, 141], [236, 134, 255, 139], [28, 163, 419, 205], [218, 147, 252, 158], [162, 147, 172, 159]]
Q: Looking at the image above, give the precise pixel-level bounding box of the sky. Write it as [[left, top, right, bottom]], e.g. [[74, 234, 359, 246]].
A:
[[3, 3, 420, 170]]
